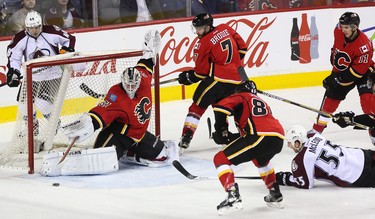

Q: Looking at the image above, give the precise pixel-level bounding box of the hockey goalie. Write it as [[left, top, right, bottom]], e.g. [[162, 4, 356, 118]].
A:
[[41, 30, 180, 176]]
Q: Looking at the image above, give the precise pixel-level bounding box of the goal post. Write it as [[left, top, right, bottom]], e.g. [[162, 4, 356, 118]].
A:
[[0, 50, 161, 174]]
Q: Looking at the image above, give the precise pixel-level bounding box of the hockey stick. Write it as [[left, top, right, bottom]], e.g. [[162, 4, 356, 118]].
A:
[[152, 77, 179, 86], [257, 90, 369, 129], [207, 117, 212, 139], [172, 160, 261, 180], [258, 89, 369, 129], [80, 83, 106, 98], [57, 136, 78, 166]]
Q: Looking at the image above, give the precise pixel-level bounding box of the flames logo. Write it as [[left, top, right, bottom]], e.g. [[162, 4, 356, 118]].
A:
[[134, 97, 151, 124], [332, 49, 351, 71]]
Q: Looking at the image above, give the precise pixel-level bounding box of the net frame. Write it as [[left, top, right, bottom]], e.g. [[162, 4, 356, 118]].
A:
[[21, 50, 160, 174]]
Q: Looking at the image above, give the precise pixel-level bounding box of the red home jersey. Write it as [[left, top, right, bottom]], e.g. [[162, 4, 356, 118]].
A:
[[89, 66, 153, 142], [193, 23, 247, 84], [213, 92, 284, 138], [332, 25, 374, 77]]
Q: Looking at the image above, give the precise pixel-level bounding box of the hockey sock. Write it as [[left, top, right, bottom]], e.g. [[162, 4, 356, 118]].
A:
[[214, 151, 235, 191], [253, 159, 276, 189]]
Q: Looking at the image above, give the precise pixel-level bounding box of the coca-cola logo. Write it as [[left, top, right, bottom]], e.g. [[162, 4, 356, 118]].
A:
[[160, 17, 275, 76], [299, 34, 311, 42]]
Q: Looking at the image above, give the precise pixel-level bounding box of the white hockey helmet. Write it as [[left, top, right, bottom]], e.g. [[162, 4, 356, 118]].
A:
[[25, 11, 42, 28], [121, 67, 141, 99], [285, 125, 308, 153]]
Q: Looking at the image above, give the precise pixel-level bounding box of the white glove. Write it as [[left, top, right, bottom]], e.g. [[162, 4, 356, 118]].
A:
[[62, 113, 94, 143], [142, 29, 161, 61]]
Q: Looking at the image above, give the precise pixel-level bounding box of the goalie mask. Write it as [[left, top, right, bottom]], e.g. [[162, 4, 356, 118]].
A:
[[285, 125, 308, 153], [121, 67, 141, 99]]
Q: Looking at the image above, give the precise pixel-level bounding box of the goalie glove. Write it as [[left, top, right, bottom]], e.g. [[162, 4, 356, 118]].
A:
[[332, 111, 355, 128], [276, 171, 293, 186], [6, 68, 21, 87], [178, 70, 200, 85], [62, 113, 94, 143], [142, 29, 161, 61]]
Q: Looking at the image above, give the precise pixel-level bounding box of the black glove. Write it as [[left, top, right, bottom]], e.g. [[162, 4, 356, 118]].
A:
[[6, 68, 21, 87], [332, 111, 355, 128], [323, 74, 341, 91], [60, 46, 75, 54], [276, 171, 292, 186], [212, 128, 232, 145], [178, 70, 199, 85]]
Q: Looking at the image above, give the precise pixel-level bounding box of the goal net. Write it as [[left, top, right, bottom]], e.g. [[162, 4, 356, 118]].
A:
[[0, 50, 160, 174]]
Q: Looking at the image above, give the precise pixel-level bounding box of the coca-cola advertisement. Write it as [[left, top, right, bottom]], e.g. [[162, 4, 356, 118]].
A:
[[290, 13, 319, 64]]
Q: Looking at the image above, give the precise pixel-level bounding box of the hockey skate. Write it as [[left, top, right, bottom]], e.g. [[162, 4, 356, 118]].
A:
[[217, 183, 243, 215], [178, 130, 192, 149], [264, 183, 284, 209]]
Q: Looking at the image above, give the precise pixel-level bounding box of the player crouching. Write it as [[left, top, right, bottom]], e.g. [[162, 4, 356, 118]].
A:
[[40, 30, 180, 176]]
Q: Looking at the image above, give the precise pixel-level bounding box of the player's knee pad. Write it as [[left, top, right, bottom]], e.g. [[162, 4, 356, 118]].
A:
[[213, 151, 231, 167], [321, 97, 341, 113], [359, 93, 373, 114]]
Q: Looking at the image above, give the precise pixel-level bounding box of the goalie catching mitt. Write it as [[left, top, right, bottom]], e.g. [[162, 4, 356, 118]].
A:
[[62, 113, 95, 143]]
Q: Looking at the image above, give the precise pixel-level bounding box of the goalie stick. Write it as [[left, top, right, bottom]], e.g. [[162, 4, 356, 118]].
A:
[[257, 89, 369, 130], [172, 160, 261, 180], [57, 136, 78, 166], [79, 83, 105, 98], [81, 78, 179, 99]]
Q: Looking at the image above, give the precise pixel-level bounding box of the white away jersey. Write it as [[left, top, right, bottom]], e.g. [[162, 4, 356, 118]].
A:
[[290, 133, 364, 189], [6, 25, 76, 81]]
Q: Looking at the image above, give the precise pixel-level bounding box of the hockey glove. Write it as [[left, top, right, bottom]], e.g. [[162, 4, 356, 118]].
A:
[[60, 46, 75, 54], [6, 68, 21, 87], [323, 74, 341, 91], [212, 126, 237, 145], [276, 171, 293, 186], [178, 70, 200, 85], [332, 111, 355, 128]]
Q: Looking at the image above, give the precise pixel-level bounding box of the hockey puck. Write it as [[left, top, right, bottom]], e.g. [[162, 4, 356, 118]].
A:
[[52, 183, 60, 187]]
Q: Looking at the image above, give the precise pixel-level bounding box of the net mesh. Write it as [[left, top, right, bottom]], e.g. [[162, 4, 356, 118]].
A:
[[0, 51, 159, 173]]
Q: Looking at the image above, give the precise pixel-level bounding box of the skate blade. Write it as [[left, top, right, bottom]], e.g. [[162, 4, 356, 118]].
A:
[[217, 202, 243, 215], [266, 201, 284, 209]]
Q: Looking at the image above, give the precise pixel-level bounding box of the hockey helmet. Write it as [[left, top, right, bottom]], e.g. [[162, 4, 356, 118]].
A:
[[192, 13, 213, 28], [235, 80, 257, 95], [121, 67, 141, 99], [339, 12, 360, 27], [25, 11, 42, 28], [285, 125, 308, 153]]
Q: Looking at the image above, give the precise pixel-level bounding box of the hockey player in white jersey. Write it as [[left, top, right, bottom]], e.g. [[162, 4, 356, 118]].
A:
[[6, 11, 76, 138], [276, 125, 375, 188]]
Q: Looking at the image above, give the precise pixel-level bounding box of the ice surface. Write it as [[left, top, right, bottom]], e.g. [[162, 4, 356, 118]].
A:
[[0, 86, 374, 219]]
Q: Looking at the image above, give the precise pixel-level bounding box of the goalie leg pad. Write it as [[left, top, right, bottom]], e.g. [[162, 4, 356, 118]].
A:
[[41, 146, 119, 176]]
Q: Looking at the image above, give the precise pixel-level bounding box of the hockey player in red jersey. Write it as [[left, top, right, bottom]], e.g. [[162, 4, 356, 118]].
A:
[[308, 12, 374, 137], [177, 13, 248, 149], [63, 30, 179, 168], [211, 81, 284, 214], [277, 125, 375, 189]]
